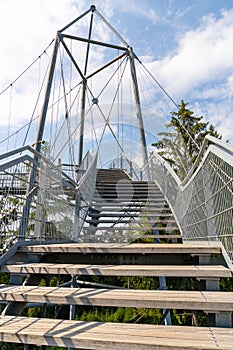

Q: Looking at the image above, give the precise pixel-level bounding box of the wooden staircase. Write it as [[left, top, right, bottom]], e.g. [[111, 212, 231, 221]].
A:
[[83, 168, 179, 241], [0, 169, 233, 349]]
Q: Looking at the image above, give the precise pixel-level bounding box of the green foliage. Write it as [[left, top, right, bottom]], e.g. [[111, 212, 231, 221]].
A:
[[27, 305, 43, 318], [152, 100, 221, 179], [77, 306, 162, 325], [0, 273, 10, 284], [119, 276, 159, 290], [49, 276, 59, 287], [172, 309, 207, 327], [39, 278, 47, 286], [0, 343, 24, 350], [220, 277, 233, 291]]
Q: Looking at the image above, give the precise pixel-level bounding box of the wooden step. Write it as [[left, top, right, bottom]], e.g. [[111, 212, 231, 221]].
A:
[[89, 213, 174, 218], [93, 206, 169, 212], [2, 263, 230, 278], [85, 219, 177, 224], [92, 197, 165, 202], [137, 234, 182, 239], [0, 316, 232, 349], [97, 202, 168, 207], [82, 226, 179, 232], [93, 191, 163, 196], [94, 189, 161, 194], [1, 285, 233, 311], [137, 233, 183, 239], [17, 242, 223, 255], [95, 182, 157, 185]]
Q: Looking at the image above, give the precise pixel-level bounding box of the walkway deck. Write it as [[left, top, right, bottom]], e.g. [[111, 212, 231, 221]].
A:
[[0, 316, 232, 349]]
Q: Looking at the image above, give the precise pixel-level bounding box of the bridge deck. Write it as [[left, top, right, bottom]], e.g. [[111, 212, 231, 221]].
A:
[[0, 316, 232, 349], [1, 285, 233, 311]]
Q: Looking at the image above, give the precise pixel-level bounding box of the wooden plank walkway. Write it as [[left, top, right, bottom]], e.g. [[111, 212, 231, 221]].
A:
[[1, 285, 233, 311], [1, 263, 231, 278], [17, 242, 223, 254], [0, 316, 232, 349]]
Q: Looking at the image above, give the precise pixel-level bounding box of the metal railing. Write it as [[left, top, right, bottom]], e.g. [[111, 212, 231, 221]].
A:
[[0, 145, 97, 251], [109, 153, 143, 180], [143, 136, 233, 262], [1, 135, 232, 264]]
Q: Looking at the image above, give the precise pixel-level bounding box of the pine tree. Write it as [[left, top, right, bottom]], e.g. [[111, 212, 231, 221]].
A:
[[152, 100, 221, 179]]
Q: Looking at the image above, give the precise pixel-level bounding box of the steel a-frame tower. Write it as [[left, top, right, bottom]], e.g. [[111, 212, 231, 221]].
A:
[[35, 4, 148, 166], [19, 5, 148, 238]]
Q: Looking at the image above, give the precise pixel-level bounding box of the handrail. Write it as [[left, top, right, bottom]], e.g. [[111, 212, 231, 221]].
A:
[[73, 151, 98, 240], [0, 145, 77, 187], [142, 136, 233, 264], [182, 135, 233, 186], [109, 152, 142, 180], [0, 145, 98, 252]]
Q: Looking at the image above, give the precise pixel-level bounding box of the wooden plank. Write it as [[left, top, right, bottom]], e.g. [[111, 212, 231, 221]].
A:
[[1, 263, 231, 278], [82, 226, 178, 231], [1, 285, 233, 311], [96, 190, 161, 193], [137, 234, 182, 239], [0, 316, 232, 349], [85, 219, 177, 224], [90, 213, 174, 217], [94, 199, 166, 203], [17, 242, 223, 254], [95, 206, 169, 212], [93, 195, 165, 200]]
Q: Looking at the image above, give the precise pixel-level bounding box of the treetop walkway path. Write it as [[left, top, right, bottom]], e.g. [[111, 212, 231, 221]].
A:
[[0, 5, 232, 349]]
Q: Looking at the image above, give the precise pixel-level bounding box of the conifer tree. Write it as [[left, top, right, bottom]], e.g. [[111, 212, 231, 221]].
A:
[[152, 100, 221, 179]]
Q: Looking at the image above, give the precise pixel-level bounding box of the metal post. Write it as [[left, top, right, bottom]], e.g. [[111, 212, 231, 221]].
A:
[[68, 276, 76, 350], [77, 10, 93, 167], [128, 47, 148, 166], [78, 79, 87, 167], [150, 202, 172, 325], [35, 34, 60, 154], [18, 35, 60, 238]]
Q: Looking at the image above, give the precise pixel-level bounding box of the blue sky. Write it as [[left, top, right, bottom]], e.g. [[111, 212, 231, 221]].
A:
[[0, 0, 233, 161]]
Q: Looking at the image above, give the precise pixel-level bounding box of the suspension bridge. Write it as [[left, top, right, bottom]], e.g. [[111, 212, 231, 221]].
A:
[[0, 5, 233, 349]]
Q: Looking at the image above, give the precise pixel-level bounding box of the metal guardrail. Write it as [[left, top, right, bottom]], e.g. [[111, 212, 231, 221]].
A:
[[1, 136, 232, 265], [109, 153, 143, 180], [142, 136, 233, 262], [0, 146, 97, 251]]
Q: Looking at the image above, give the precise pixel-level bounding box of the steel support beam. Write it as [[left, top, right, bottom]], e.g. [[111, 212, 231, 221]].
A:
[[78, 80, 87, 167], [128, 47, 148, 166], [18, 35, 59, 239]]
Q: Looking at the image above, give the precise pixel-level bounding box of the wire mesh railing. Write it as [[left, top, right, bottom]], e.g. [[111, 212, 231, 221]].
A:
[[0, 146, 97, 252], [143, 136, 233, 262], [109, 153, 143, 180]]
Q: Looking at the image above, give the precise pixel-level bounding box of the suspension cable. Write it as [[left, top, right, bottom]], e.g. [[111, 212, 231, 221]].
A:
[[7, 85, 13, 151], [0, 76, 82, 148], [0, 40, 54, 96], [89, 58, 129, 154], [136, 58, 201, 151], [22, 56, 51, 147], [97, 55, 127, 99], [0, 115, 39, 146], [137, 58, 179, 109]]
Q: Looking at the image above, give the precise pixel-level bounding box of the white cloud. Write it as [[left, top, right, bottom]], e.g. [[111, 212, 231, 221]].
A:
[[138, 8, 233, 142], [146, 9, 233, 98], [148, 9, 158, 25], [1, 0, 233, 155], [0, 0, 120, 128]]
